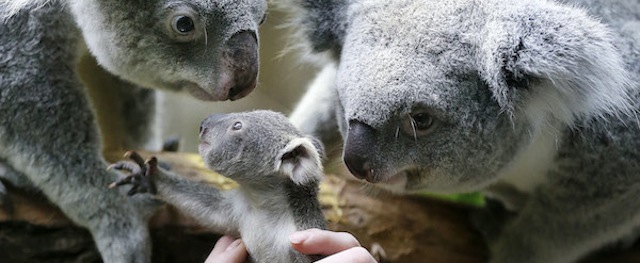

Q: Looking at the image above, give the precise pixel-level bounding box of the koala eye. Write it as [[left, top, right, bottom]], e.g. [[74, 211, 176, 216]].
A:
[[232, 122, 243, 131], [401, 112, 435, 138], [410, 113, 434, 131], [173, 16, 195, 34], [166, 9, 200, 42]]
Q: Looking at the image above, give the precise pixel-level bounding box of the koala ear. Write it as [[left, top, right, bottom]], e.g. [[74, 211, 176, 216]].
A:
[[276, 0, 350, 58], [479, 3, 634, 125], [275, 137, 324, 185]]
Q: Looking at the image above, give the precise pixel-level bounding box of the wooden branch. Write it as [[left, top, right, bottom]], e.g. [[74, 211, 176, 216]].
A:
[[1, 151, 638, 262]]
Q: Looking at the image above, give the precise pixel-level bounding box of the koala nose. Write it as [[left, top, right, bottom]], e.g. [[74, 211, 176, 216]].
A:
[[200, 114, 225, 137], [223, 30, 259, 101], [343, 120, 376, 182]]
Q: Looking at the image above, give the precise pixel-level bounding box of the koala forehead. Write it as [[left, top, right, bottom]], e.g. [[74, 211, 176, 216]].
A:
[[214, 111, 302, 143], [336, 0, 485, 128], [95, 0, 267, 37], [188, 0, 268, 34]]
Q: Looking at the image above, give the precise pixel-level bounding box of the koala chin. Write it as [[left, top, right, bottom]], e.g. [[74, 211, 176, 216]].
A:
[[283, 0, 640, 262]]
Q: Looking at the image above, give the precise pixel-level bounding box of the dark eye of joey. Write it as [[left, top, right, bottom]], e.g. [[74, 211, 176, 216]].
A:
[[232, 122, 242, 131], [173, 16, 195, 34], [401, 112, 435, 138]]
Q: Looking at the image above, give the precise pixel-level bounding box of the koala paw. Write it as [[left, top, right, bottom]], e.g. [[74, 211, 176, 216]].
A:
[[108, 151, 158, 196]]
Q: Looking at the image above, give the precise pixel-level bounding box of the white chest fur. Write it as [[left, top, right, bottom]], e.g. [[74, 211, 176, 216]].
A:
[[496, 127, 558, 194], [239, 205, 297, 263]]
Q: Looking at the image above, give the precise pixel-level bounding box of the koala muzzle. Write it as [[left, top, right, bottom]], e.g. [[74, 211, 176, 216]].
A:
[[199, 114, 225, 138], [222, 31, 259, 101], [344, 121, 377, 182]]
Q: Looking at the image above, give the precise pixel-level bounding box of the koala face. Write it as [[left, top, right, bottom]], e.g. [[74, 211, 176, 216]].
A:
[[69, 0, 267, 101], [198, 111, 324, 186], [295, 0, 632, 193], [337, 2, 522, 193]]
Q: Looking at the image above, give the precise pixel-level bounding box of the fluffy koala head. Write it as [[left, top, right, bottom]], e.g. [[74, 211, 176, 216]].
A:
[[198, 110, 324, 187], [286, 0, 635, 193], [67, 0, 267, 101]]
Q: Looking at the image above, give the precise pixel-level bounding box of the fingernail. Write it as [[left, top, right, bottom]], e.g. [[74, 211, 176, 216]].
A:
[[225, 239, 242, 251], [289, 231, 310, 245]]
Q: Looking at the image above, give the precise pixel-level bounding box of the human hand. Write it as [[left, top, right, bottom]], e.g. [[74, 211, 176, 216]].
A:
[[289, 228, 377, 263], [205, 235, 248, 263]]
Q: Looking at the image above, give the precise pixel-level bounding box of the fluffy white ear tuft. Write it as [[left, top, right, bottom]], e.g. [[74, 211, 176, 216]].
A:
[[275, 137, 323, 185]]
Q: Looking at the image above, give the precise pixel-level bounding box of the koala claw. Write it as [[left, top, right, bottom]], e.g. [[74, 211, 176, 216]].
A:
[[108, 151, 158, 196]]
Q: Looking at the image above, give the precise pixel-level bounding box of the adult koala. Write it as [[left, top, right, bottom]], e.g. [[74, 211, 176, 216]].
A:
[[285, 0, 640, 262], [0, 0, 266, 262]]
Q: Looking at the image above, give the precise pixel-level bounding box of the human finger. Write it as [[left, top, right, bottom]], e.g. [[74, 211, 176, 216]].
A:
[[289, 228, 361, 255], [205, 237, 248, 263], [209, 236, 236, 256]]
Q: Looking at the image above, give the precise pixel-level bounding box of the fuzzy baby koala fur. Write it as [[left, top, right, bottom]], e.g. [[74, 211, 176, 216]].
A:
[[110, 110, 326, 263]]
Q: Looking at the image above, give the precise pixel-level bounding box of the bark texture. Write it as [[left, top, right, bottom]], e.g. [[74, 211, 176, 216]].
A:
[[0, 151, 638, 262]]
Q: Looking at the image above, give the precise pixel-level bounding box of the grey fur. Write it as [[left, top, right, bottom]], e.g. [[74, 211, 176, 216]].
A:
[[284, 0, 640, 262], [0, 0, 266, 262], [114, 110, 326, 263]]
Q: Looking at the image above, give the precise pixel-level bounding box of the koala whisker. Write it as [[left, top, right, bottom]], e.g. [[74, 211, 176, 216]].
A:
[[408, 113, 418, 142], [203, 22, 208, 47]]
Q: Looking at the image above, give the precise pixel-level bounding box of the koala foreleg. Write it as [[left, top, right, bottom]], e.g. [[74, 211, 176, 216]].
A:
[[110, 151, 239, 234], [0, 159, 34, 190], [0, 8, 158, 262], [490, 169, 640, 263], [0, 81, 158, 263], [0, 159, 38, 216]]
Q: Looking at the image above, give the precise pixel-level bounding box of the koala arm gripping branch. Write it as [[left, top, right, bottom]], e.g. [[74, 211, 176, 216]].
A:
[[110, 151, 239, 234]]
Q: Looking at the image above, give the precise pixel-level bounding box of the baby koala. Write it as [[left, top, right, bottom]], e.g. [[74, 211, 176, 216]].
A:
[[109, 110, 326, 263]]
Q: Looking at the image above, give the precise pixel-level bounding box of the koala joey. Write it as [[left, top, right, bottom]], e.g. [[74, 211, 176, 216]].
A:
[[109, 110, 326, 263], [284, 0, 640, 262], [0, 0, 266, 262]]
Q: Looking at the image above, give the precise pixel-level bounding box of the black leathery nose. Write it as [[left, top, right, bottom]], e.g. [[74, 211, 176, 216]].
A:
[[343, 120, 376, 181], [224, 31, 259, 100]]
